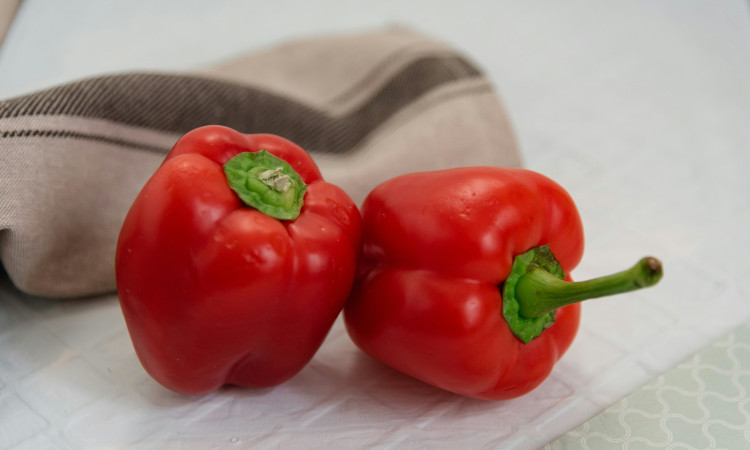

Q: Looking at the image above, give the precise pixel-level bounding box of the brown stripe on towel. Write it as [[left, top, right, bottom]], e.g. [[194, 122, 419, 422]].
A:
[[0, 128, 168, 153], [0, 56, 480, 154]]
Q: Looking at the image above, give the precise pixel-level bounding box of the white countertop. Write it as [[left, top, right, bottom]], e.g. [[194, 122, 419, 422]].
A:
[[1, 1, 750, 448]]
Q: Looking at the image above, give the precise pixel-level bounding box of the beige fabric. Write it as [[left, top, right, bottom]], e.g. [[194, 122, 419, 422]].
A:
[[202, 27, 454, 109], [314, 78, 519, 203], [0, 28, 521, 299]]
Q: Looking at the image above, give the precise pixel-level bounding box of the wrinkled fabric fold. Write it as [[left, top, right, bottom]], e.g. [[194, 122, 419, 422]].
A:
[[0, 27, 521, 298]]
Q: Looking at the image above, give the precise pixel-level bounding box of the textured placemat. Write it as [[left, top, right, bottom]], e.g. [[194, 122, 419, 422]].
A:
[[546, 321, 750, 449]]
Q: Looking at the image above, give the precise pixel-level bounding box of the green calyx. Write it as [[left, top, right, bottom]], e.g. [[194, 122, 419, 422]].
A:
[[502, 245, 663, 344], [223, 150, 307, 220], [502, 245, 566, 344]]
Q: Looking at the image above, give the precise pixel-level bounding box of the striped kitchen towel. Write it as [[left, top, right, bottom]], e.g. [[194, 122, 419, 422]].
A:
[[0, 27, 521, 299]]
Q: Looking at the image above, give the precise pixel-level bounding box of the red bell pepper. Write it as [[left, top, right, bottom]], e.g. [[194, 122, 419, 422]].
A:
[[344, 167, 661, 400], [116, 125, 362, 395]]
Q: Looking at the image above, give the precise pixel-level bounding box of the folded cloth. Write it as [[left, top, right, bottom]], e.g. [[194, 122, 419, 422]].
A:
[[0, 27, 521, 299]]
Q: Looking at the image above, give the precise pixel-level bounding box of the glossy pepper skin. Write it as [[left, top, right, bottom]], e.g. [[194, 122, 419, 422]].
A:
[[344, 167, 664, 401], [116, 125, 361, 395]]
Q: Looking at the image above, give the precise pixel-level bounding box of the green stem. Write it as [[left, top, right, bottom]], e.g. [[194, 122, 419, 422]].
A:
[[515, 257, 663, 318], [223, 150, 307, 220]]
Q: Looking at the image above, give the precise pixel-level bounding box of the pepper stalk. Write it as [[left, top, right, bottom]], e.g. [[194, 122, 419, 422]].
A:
[[502, 245, 663, 343]]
